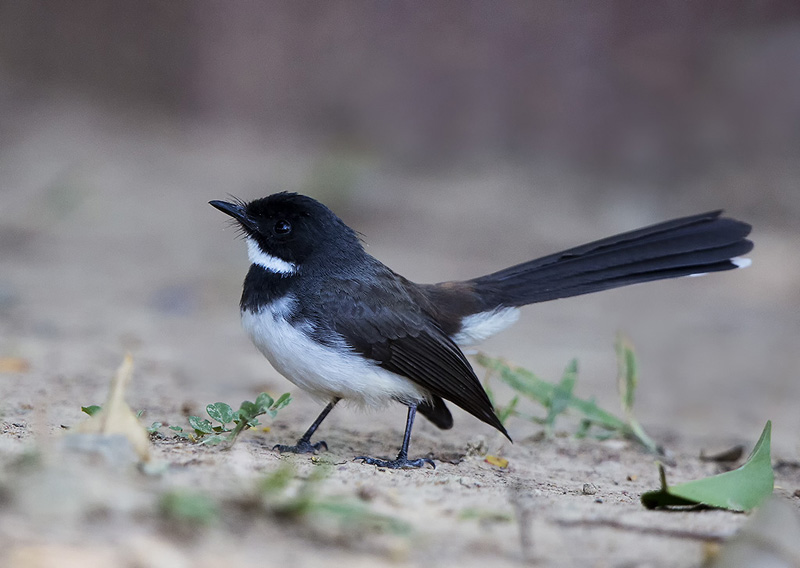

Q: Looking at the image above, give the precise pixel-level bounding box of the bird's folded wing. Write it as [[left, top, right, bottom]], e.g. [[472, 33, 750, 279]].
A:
[[317, 277, 508, 437]]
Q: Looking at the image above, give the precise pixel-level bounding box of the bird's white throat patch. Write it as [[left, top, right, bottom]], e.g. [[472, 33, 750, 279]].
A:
[[246, 237, 297, 275]]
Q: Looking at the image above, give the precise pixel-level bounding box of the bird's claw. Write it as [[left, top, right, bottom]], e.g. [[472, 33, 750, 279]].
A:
[[354, 455, 436, 469]]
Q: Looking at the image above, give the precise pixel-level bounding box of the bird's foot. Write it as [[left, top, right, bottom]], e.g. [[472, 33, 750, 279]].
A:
[[355, 454, 435, 469], [273, 438, 328, 454]]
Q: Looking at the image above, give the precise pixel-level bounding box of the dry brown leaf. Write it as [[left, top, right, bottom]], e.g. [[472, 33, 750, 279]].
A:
[[9, 544, 119, 568], [0, 357, 30, 373], [71, 354, 151, 462], [485, 455, 509, 468]]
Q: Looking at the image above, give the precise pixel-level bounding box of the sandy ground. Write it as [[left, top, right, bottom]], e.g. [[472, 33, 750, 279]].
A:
[[1, 100, 799, 567]]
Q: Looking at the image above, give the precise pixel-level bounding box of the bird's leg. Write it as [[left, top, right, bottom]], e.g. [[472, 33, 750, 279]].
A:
[[355, 404, 435, 469], [273, 398, 339, 454]]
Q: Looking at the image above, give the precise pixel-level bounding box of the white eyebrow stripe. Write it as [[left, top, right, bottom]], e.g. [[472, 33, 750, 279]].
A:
[[246, 238, 297, 275]]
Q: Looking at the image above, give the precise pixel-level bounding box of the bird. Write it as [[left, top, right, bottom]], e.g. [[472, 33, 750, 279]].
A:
[[210, 192, 753, 469]]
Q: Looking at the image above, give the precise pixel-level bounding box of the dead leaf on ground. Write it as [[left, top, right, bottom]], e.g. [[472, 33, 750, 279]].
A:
[[70, 354, 151, 462], [0, 357, 30, 373], [485, 455, 509, 468]]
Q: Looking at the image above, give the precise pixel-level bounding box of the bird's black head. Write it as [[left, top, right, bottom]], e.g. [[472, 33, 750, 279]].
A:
[[209, 192, 364, 274]]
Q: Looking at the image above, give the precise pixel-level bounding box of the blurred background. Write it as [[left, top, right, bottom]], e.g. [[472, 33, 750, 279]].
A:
[[1, 2, 798, 453]]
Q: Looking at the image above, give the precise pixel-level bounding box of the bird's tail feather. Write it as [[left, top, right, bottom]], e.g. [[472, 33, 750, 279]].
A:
[[470, 210, 753, 308]]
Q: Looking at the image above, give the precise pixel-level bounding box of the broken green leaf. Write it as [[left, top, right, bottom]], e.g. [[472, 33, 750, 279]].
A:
[[81, 405, 102, 417], [641, 421, 773, 512]]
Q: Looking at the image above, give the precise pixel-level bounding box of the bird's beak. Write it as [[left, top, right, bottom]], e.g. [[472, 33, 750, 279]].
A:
[[209, 200, 257, 232]]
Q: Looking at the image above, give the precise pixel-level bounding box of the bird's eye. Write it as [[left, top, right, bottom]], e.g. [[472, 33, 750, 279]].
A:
[[274, 219, 292, 235]]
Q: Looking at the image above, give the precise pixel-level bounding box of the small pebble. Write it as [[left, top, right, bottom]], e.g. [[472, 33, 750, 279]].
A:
[[356, 485, 377, 501], [582, 483, 598, 495]]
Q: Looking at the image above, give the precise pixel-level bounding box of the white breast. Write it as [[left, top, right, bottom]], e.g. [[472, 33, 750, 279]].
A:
[[241, 295, 428, 407]]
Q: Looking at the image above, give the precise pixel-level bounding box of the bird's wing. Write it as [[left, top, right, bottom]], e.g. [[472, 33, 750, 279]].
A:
[[310, 274, 508, 438], [417, 396, 453, 430]]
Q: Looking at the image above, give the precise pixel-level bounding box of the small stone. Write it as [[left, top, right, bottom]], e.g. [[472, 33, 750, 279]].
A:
[[582, 483, 598, 495], [356, 485, 377, 501]]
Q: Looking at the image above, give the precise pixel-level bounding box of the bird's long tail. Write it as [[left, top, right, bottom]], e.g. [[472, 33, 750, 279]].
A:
[[469, 210, 753, 309]]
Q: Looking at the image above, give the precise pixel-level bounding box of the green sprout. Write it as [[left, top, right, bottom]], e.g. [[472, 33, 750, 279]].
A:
[[257, 465, 411, 535], [159, 490, 219, 526], [145, 392, 292, 445], [478, 333, 661, 454]]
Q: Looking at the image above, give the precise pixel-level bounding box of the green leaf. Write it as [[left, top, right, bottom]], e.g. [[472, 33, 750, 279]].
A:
[[258, 464, 295, 496], [168, 424, 189, 439], [625, 417, 661, 455], [219, 398, 267, 444], [615, 332, 637, 415], [478, 355, 552, 406], [188, 415, 214, 435], [272, 392, 292, 410], [238, 400, 258, 418], [612, 335, 661, 454], [478, 353, 661, 453], [641, 421, 774, 512], [198, 433, 231, 446], [575, 419, 592, 439], [496, 395, 519, 425], [544, 359, 578, 431], [479, 355, 628, 431], [81, 405, 102, 417], [147, 421, 162, 433], [206, 402, 234, 425], [576, 397, 628, 431], [159, 490, 218, 525], [237, 400, 260, 423], [255, 392, 274, 412]]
